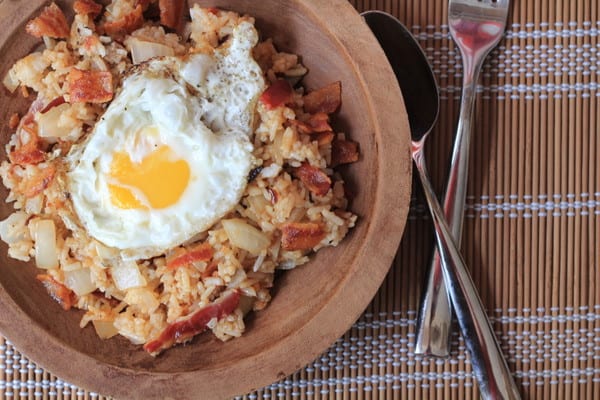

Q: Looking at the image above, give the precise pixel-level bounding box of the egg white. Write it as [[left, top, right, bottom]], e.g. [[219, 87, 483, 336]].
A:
[[67, 21, 265, 260]]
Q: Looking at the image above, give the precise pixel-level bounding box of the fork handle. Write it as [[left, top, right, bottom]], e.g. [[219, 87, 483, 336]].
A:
[[414, 58, 482, 357]]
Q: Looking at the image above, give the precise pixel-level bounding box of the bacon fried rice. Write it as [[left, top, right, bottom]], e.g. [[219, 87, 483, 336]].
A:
[[0, 0, 359, 355]]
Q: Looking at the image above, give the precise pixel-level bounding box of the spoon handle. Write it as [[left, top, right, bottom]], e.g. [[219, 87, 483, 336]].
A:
[[412, 148, 521, 400]]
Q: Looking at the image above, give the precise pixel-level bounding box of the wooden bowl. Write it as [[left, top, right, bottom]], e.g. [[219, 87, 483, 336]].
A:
[[0, 0, 411, 398]]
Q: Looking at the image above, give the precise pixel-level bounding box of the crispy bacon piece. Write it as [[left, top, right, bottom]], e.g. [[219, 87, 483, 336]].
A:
[[144, 290, 241, 355], [21, 86, 30, 99], [294, 162, 331, 196], [9, 124, 45, 165], [10, 97, 46, 162], [8, 113, 20, 130], [167, 243, 214, 270], [25, 2, 70, 39], [159, 0, 186, 30], [287, 119, 312, 134], [20, 97, 46, 127], [73, 0, 103, 18], [22, 164, 56, 198], [40, 96, 66, 114], [10, 141, 45, 165], [260, 79, 294, 110], [288, 113, 332, 136], [313, 131, 335, 146], [331, 139, 360, 166], [280, 222, 326, 251], [81, 35, 102, 52], [306, 112, 332, 132], [303, 81, 342, 114], [67, 68, 113, 103], [37, 274, 77, 311], [101, 4, 144, 36]]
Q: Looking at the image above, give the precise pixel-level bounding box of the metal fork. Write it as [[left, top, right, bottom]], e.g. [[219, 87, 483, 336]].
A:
[[415, 0, 511, 358]]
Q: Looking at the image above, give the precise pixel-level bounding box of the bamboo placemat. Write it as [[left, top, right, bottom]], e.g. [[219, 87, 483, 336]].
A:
[[1, 0, 599, 398]]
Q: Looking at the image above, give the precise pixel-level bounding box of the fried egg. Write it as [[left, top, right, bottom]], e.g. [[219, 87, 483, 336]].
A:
[[67, 21, 265, 259]]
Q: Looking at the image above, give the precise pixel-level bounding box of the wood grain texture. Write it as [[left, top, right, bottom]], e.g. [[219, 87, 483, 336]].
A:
[[0, 1, 411, 399]]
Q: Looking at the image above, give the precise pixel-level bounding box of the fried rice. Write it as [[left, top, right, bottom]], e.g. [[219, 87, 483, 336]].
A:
[[0, 1, 358, 355]]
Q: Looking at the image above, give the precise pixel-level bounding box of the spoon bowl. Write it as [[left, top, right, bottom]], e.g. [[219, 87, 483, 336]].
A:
[[362, 11, 439, 140]]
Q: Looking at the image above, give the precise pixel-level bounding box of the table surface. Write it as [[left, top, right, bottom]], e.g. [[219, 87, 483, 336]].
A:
[[1, 0, 599, 399]]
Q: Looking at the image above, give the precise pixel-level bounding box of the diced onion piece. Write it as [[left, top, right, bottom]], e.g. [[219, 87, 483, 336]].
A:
[[180, 53, 213, 87], [128, 37, 175, 64], [31, 219, 58, 269], [246, 195, 269, 214], [94, 241, 119, 261], [25, 195, 43, 216], [124, 287, 160, 314], [222, 219, 270, 256], [92, 320, 119, 339], [111, 261, 147, 290], [0, 212, 30, 244], [36, 103, 70, 139], [61, 260, 82, 272], [64, 268, 95, 296], [2, 70, 19, 93]]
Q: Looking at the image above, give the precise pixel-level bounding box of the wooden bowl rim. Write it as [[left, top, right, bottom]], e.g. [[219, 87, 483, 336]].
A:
[[0, 0, 412, 398]]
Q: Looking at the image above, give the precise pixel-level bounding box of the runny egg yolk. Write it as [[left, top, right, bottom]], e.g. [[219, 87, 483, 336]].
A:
[[108, 142, 190, 210]]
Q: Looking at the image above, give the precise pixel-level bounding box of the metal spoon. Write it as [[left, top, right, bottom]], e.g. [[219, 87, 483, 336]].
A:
[[362, 11, 521, 399]]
